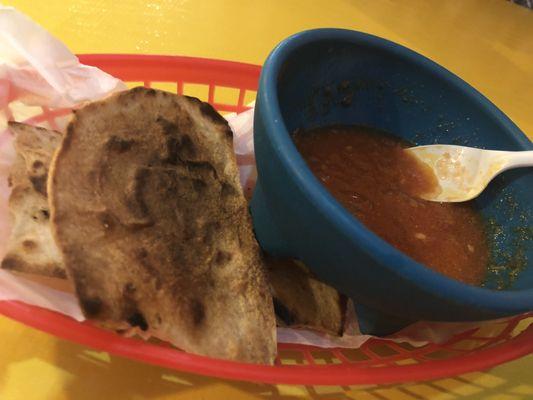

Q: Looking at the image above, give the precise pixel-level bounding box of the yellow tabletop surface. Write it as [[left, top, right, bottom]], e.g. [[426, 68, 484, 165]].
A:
[[1, 0, 532, 399]]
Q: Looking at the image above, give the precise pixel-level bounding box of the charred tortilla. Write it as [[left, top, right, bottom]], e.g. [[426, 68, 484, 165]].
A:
[[49, 87, 276, 363], [268, 258, 346, 335], [1, 122, 65, 278]]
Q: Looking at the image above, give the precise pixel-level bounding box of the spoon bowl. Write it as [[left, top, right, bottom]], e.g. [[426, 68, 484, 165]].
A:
[[406, 145, 533, 202]]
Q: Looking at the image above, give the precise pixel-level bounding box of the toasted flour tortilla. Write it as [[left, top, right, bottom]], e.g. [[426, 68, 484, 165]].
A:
[[267, 258, 346, 335], [1, 122, 65, 278], [49, 87, 276, 363]]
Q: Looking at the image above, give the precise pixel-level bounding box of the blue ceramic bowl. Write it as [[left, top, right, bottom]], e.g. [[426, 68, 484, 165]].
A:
[[250, 29, 533, 335]]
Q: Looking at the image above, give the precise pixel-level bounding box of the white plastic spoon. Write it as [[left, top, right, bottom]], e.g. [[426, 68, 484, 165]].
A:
[[405, 145, 533, 202]]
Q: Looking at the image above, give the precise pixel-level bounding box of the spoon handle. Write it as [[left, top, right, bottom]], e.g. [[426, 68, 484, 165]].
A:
[[505, 150, 533, 169]]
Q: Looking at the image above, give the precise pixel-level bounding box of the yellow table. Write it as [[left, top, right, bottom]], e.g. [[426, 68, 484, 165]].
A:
[[1, 0, 532, 398]]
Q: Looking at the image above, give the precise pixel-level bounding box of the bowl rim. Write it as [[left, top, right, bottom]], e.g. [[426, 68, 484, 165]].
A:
[[257, 28, 533, 312]]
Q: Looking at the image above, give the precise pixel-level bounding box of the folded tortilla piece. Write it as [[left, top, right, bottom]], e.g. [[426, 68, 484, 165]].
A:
[[48, 88, 277, 364], [1, 122, 66, 278]]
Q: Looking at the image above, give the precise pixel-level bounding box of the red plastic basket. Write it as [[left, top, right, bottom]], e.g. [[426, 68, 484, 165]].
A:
[[0, 54, 531, 385]]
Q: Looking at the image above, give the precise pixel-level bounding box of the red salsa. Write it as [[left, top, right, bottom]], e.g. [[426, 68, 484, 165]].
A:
[[293, 125, 488, 285]]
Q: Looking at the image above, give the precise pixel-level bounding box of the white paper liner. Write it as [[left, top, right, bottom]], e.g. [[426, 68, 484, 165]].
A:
[[0, 6, 126, 109]]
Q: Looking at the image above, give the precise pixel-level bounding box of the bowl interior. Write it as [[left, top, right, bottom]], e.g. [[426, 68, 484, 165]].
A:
[[275, 34, 533, 290]]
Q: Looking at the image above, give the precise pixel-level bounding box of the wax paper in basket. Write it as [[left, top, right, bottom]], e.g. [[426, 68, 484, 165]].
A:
[[0, 6, 126, 111], [0, 7, 498, 350]]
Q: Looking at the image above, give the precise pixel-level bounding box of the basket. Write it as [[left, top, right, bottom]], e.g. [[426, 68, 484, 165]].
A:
[[0, 54, 531, 385]]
